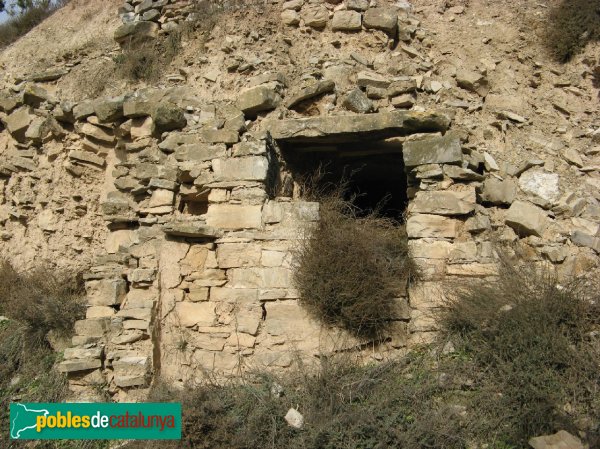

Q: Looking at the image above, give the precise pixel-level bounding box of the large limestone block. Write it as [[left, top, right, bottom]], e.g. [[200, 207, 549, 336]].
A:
[[480, 177, 517, 205], [302, 4, 328, 28], [518, 170, 560, 209], [211, 287, 258, 303], [411, 188, 476, 215], [265, 301, 320, 341], [94, 96, 124, 123], [148, 189, 174, 208], [86, 306, 115, 318], [212, 156, 269, 182], [228, 267, 292, 289], [74, 318, 110, 337], [402, 133, 462, 167], [446, 263, 499, 277], [285, 80, 335, 109], [407, 214, 459, 238], [106, 229, 139, 254], [363, 7, 398, 34], [4, 107, 33, 141], [162, 220, 223, 239], [216, 243, 262, 268], [58, 359, 102, 373], [64, 347, 103, 360], [206, 204, 262, 230], [117, 307, 152, 321], [79, 122, 115, 143], [408, 282, 445, 310], [192, 350, 239, 372], [174, 143, 226, 162], [114, 21, 158, 45], [175, 302, 215, 327], [86, 279, 126, 306], [331, 10, 362, 31], [505, 200, 549, 237], [188, 333, 227, 351], [267, 111, 450, 144], [113, 356, 149, 387], [529, 430, 583, 449], [123, 96, 156, 117], [237, 85, 280, 116], [408, 240, 453, 259]]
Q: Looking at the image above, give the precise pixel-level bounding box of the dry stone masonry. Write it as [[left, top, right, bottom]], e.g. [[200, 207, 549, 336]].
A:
[[1, 0, 599, 401]]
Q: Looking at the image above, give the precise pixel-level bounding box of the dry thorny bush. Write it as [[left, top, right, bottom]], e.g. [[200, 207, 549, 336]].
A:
[[292, 170, 417, 341], [544, 0, 600, 63]]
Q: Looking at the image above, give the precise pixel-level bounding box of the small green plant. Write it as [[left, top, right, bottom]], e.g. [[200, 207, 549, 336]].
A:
[[545, 0, 600, 62], [114, 31, 181, 83]]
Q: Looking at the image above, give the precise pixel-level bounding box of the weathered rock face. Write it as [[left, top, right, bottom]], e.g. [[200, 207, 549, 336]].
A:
[[480, 177, 517, 205], [238, 85, 281, 116], [411, 188, 476, 215], [402, 134, 462, 167], [363, 7, 398, 34], [114, 21, 158, 45], [505, 201, 549, 237], [518, 169, 560, 209], [332, 10, 362, 31], [151, 102, 186, 133]]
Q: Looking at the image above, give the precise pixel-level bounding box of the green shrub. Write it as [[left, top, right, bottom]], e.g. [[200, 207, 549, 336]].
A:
[[293, 192, 416, 340], [545, 0, 600, 62]]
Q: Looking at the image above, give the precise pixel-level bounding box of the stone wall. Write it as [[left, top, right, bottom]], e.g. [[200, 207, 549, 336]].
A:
[[1, 0, 599, 402]]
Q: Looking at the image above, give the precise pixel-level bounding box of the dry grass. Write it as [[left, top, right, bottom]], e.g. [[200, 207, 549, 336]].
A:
[[0, 259, 85, 341], [0, 1, 69, 48], [0, 260, 102, 448], [440, 258, 600, 447], [113, 31, 182, 83], [126, 355, 469, 449]]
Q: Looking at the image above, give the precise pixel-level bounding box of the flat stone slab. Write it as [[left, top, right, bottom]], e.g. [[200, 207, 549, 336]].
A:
[[267, 110, 450, 144], [403, 133, 462, 167], [162, 220, 223, 239]]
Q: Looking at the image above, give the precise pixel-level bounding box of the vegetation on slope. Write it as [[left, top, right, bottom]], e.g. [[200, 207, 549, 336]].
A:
[[0, 260, 105, 449], [0, 0, 69, 48]]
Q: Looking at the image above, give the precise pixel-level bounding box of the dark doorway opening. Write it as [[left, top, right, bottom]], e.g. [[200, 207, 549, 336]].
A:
[[280, 140, 408, 220]]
